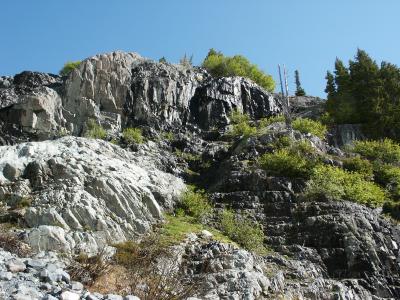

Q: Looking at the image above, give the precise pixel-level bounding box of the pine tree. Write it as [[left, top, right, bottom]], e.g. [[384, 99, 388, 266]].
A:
[[294, 70, 306, 96], [325, 71, 336, 97], [159, 57, 167, 63]]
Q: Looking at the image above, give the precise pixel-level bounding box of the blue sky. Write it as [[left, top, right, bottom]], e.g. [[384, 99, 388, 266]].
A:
[[1, 0, 399, 97]]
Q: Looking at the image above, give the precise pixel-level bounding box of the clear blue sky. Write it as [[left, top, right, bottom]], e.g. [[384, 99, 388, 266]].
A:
[[1, 0, 399, 97]]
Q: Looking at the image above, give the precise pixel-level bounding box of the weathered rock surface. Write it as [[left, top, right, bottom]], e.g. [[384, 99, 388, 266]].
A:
[[206, 127, 400, 299], [0, 137, 185, 254], [0, 51, 282, 144]]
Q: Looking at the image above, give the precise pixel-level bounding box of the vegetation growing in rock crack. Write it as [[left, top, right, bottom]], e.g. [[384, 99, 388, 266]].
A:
[[84, 119, 107, 140], [292, 118, 327, 139], [178, 186, 212, 223], [228, 110, 257, 138], [305, 164, 387, 207], [220, 209, 266, 254], [122, 127, 144, 144], [202, 48, 275, 92], [59, 60, 81, 76]]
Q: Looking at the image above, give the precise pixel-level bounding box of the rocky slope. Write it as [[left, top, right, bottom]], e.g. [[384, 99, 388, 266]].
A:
[[0, 51, 399, 300]]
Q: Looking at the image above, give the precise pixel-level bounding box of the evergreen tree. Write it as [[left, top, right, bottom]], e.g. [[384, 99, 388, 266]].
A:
[[159, 57, 167, 63], [294, 70, 306, 96], [325, 71, 336, 97]]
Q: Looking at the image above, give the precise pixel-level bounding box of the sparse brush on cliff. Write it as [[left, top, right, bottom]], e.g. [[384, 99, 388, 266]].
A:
[[292, 118, 327, 139], [305, 164, 387, 207], [84, 119, 107, 140], [220, 209, 266, 254], [59, 61, 81, 76], [122, 127, 144, 144], [178, 186, 212, 223], [228, 110, 257, 138], [202, 49, 275, 92]]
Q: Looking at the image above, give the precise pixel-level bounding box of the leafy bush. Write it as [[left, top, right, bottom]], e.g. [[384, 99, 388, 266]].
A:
[[342, 156, 374, 179], [353, 139, 400, 164], [228, 110, 257, 138], [382, 201, 400, 221], [59, 61, 81, 76], [179, 186, 212, 223], [84, 119, 107, 140], [373, 163, 400, 199], [123, 127, 144, 144], [258, 114, 285, 128], [292, 118, 327, 139], [202, 49, 275, 92], [220, 209, 265, 253], [259, 149, 311, 178], [305, 165, 386, 207]]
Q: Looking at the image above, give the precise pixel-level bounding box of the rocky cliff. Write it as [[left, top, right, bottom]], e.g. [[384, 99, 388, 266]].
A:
[[0, 51, 399, 300]]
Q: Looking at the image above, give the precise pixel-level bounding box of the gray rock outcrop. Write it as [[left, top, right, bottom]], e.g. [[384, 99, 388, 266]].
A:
[[0, 137, 185, 254]]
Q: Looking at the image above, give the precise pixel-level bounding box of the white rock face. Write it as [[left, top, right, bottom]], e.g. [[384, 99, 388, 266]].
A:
[[0, 137, 185, 254], [63, 51, 145, 135]]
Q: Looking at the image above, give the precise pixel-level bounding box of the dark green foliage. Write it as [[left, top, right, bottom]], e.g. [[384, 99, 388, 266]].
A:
[[382, 201, 400, 221], [59, 61, 81, 76], [294, 70, 306, 96], [342, 156, 374, 179], [325, 49, 400, 140], [202, 49, 275, 92], [159, 57, 167, 63], [373, 164, 400, 199]]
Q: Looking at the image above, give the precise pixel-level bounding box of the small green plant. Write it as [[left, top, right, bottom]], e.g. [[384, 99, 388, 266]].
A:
[[84, 119, 107, 140], [228, 110, 257, 138], [382, 201, 400, 221], [123, 127, 144, 144], [174, 149, 201, 162], [373, 163, 400, 199], [220, 209, 266, 254], [179, 186, 212, 223], [352, 139, 400, 164], [342, 156, 374, 179], [59, 61, 81, 76], [161, 131, 175, 141], [259, 149, 311, 178], [305, 165, 386, 207], [16, 197, 32, 209], [319, 112, 334, 126], [292, 118, 327, 139], [258, 114, 285, 128]]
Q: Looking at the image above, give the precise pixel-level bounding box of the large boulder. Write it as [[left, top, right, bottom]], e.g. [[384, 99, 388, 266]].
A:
[[0, 137, 185, 254]]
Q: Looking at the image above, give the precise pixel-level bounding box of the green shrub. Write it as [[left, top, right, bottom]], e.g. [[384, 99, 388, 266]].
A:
[[259, 149, 311, 178], [292, 118, 327, 139], [220, 209, 265, 253], [230, 122, 258, 138], [59, 61, 81, 76], [342, 156, 374, 179], [84, 119, 107, 140], [373, 163, 400, 199], [305, 165, 386, 207], [382, 201, 400, 221], [228, 110, 257, 138], [202, 49, 275, 92], [123, 127, 144, 144], [179, 186, 212, 223], [258, 114, 285, 128], [353, 139, 400, 164]]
